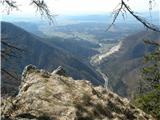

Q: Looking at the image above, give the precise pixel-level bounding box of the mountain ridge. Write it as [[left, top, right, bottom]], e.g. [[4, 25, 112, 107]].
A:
[[1, 21, 104, 96], [99, 30, 160, 97]]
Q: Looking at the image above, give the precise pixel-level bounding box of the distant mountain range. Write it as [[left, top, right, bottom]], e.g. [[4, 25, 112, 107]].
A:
[[3, 11, 159, 25], [1, 22, 104, 96], [99, 30, 160, 97]]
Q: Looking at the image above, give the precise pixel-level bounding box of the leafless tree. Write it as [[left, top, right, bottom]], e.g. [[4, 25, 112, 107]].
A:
[[0, 0, 54, 24]]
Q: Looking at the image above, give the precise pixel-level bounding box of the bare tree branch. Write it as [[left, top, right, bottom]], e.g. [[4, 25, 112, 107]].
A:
[[0, 0, 55, 23], [144, 39, 160, 46], [1, 0, 19, 14], [30, 0, 55, 24], [1, 49, 18, 58], [107, 0, 160, 32], [1, 40, 22, 51], [122, 0, 160, 32], [1, 37, 23, 80], [1, 37, 24, 61], [106, 2, 123, 31], [1, 68, 19, 80]]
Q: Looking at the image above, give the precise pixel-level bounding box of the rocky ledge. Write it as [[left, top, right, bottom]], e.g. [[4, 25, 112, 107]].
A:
[[1, 65, 153, 120]]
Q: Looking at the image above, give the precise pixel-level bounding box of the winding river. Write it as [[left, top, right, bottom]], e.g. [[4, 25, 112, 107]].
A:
[[90, 41, 122, 88]]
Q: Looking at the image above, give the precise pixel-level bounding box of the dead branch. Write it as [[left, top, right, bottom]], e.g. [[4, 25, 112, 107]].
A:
[[107, 0, 160, 32], [122, 0, 160, 32], [106, 2, 123, 31], [0, 0, 55, 23], [1, 40, 22, 51], [30, 0, 54, 24], [143, 39, 160, 46], [1, 68, 19, 80], [1, 0, 19, 14], [1, 37, 23, 80]]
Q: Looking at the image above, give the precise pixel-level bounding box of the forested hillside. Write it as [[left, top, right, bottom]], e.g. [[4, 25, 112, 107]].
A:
[[99, 31, 160, 97], [1, 22, 104, 96]]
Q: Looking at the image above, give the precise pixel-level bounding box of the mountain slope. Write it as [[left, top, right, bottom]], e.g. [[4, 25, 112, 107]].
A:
[[99, 31, 160, 97], [1, 65, 153, 120], [44, 37, 99, 61], [1, 22, 104, 96]]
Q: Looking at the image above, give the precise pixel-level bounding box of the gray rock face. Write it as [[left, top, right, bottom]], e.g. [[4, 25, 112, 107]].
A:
[[51, 66, 67, 76], [1, 65, 153, 120], [21, 64, 37, 80]]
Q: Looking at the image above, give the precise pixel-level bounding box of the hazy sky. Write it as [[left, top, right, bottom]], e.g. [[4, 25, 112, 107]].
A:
[[1, 0, 160, 16]]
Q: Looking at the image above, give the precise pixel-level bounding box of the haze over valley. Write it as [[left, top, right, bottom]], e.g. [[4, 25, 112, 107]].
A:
[[2, 13, 159, 98], [2, 0, 160, 118]]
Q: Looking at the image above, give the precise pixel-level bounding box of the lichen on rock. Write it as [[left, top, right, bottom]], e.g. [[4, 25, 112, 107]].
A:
[[22, 64, 37, 80], [1, 65, 154, 120]]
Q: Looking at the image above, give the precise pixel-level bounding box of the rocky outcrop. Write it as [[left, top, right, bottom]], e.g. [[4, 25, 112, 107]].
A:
[[51, 66, 67, 76], [1, 65, 153, 120]]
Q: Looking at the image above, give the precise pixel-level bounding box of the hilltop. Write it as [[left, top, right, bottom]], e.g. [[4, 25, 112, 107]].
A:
[[1, 65, 153, 120]]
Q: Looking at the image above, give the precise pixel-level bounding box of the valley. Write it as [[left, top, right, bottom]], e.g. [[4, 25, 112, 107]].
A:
[[14, 21, 141, 96], [2, 17, 159, 98], [1, 1, 160, 118], [90, 41, 123, 90]]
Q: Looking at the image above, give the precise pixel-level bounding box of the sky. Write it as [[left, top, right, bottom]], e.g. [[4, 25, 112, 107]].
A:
[[1, 0, 160, 17]]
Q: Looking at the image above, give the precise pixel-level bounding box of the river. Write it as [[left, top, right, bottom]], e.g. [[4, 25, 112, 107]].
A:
[[90, 41, 122, 88]]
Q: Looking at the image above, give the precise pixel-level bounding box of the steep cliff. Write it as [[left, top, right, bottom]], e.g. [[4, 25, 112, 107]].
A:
[[1, 65, 154, 120]]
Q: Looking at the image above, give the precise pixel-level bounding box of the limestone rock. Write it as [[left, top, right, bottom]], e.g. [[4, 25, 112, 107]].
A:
[[51, 66, 67, 76], [1, 65, 154, 120]]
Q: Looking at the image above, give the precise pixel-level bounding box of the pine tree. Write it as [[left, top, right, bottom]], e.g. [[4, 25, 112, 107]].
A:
[[133, 41, 160, 118]]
